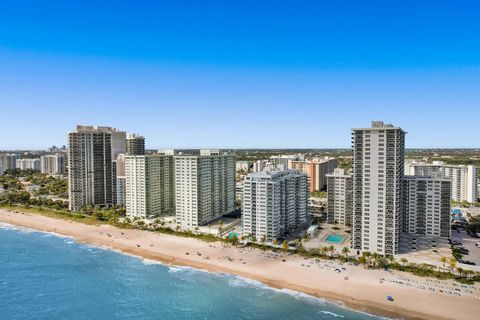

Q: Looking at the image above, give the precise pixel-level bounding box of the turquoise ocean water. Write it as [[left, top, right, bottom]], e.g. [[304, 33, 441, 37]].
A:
[[0, 224, 385, 320]]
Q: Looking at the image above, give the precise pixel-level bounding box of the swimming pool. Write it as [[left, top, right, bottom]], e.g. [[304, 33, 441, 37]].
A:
[[325, 234, 345, 244]]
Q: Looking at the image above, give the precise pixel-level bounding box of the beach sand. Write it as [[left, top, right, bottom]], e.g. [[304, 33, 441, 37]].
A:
[[1, 208, 479, 320]]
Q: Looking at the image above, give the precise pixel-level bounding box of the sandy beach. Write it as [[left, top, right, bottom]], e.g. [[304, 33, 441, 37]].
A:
[[1, 208, 479, 320]]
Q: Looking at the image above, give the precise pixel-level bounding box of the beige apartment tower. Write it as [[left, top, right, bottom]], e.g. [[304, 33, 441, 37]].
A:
[[174, 150, 236, 230], [125, 154, 174, 219], [352, 121, 406, 255]]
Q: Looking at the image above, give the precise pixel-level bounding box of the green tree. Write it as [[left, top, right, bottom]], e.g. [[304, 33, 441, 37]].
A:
[[439, 257, 447, 272], [449, 258, 457, 274], [341, 247, 350, 259]]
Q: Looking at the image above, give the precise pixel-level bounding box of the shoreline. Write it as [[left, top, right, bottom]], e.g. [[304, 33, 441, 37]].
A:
[[1, 209, 479, 320]]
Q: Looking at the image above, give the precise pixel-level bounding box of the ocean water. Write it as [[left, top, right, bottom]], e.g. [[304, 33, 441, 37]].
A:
[[0, 224, 384, 320]]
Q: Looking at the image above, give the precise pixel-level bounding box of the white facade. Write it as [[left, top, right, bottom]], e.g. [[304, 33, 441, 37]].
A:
[[253, 160, 268, 173], [242, 169, 309, 241], [406, 160, 477, 203], [125, 155, 174, 219], [1, 154, 20, 173], [403, 176, 451, 238], [326, 168, 353, 226], [236, 161, 253, 172], [40, 154, 65, 174], [175, 152, 236, 230], [352, 121, 406, 255], [271, 154, 304, 170], [16, 158, 41, 171]]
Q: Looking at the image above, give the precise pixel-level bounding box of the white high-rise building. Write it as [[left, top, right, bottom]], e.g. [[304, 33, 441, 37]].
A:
[[352, 121, 406, 255], [242, 169, 309, 241], [406, 160, 477, 203], [16, 158, 41, 171], [125, 154, 174, 219], [174, 150, 235, 230], [271, 154, 304, 170], [1, 154, 20, 173], [40, 154, 65, 175], [236, 161, 253, 172], [403, 175, 451, 238], [253, 160, 268, 173], [326, 168, 353, 226]]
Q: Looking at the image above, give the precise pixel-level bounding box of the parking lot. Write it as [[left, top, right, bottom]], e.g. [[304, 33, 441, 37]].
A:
[[451, 230, 480, 266]]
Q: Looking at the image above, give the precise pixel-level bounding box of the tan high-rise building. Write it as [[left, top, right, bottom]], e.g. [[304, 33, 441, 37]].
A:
[[68, 126, 113, 211], [125, 154, 175, 219], [288, 157, 338, 192]]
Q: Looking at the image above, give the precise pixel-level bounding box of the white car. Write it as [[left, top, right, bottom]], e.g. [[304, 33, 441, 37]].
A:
[[476, 242, 480, 248]]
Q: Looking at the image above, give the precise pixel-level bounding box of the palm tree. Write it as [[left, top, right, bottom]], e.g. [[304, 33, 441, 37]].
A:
[[282, 240, 289, 252], [341, 247, 350, 259], [371, 253, 380, 268], [272, 239, 278, 246], [400, 258, 408, 267], [385, 255, 394, 265], [328, 245, 335, 258], [320, 246, 329, 256], [439, 257, 447, 272], [457, 267, 465, 278], [449, 258, 457, 275], [358, 255, 367, 268], [464, 269, 474, 280]]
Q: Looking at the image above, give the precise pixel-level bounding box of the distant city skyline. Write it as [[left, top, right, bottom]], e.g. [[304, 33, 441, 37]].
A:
[[1, 1, 479, 149]]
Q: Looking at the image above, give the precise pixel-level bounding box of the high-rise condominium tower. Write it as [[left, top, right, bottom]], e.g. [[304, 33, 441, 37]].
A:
[[0, 154, 20, 173], [126, 134, 145, 156], [352, 121, 406, 255], [16, 158, 41, 171], [406, 161, 477, 203], [403, 175, 451, 238], [68, 125, 113, 211], [125, 154, 175, 219], [40, 154, 65, 175], [242, 169, 309, 241], [326, 168, 353, 226], [289, 157, 338, 192], [174, 150, 236, 230]]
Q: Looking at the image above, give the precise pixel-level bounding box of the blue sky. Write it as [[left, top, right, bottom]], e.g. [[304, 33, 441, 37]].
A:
[[0, 0, 479, 149]]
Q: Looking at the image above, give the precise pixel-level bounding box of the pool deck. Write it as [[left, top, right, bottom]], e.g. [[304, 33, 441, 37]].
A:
[[305, 224, 351, 249]]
